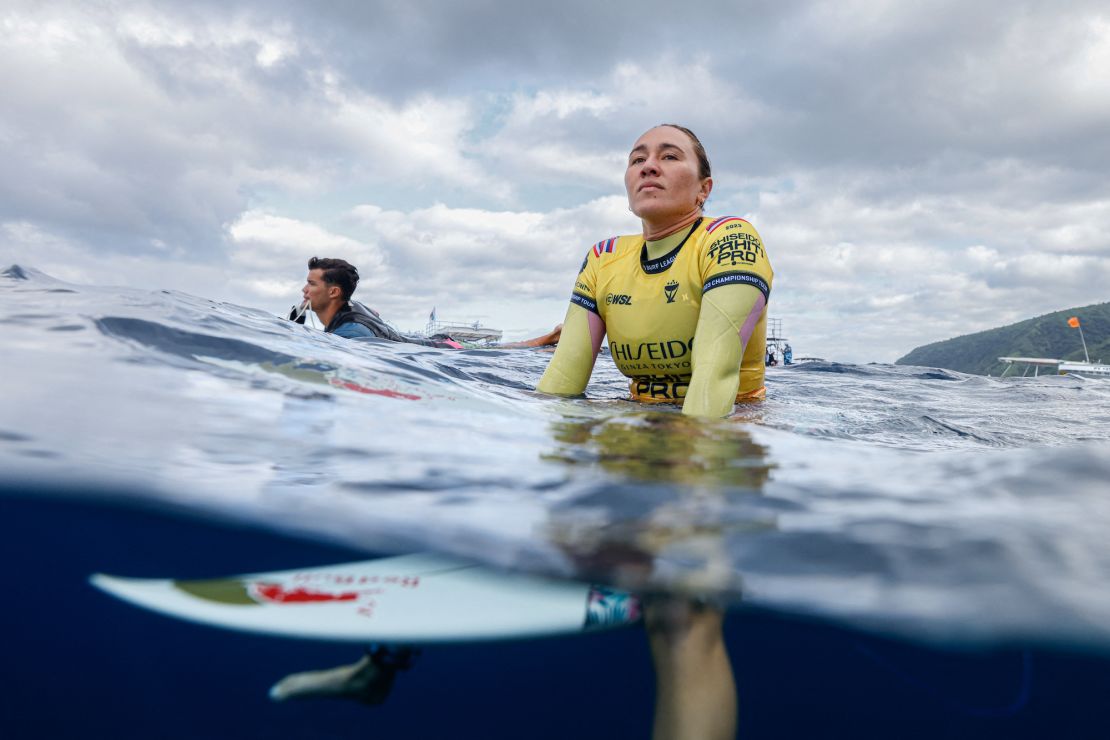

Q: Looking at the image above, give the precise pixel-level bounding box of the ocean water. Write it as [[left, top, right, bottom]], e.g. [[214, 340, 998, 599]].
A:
[[3, 263, 1110, 739]]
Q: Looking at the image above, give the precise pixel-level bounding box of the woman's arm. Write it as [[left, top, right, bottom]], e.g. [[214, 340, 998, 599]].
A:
[[536, 304, 606, 396], [682, 284, 766, 418]]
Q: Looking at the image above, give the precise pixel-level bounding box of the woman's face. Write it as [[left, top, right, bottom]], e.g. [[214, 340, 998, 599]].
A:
[[624, 126, 711, 224]]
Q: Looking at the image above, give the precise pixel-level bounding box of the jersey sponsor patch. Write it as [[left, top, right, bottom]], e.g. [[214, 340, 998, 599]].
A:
[[605, 293, 633, 306], [702, 271, 770, 299], [611, 338, 692, 363], [592, 237, 617, 258], [630, 377, 690, 402], [706, 216, 750, 234], [664, 280, 679, 304], [570, 291, 599, 314], [706, 231, 766, 268]]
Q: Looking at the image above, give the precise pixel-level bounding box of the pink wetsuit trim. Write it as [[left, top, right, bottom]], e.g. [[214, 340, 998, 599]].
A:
[[738, 294, 766, 347], [587, 312, 606, 358]]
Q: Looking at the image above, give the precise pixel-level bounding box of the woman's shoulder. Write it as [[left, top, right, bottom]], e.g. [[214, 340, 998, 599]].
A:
[[696, 215, 771, 277], [697, 216, 767, 257], [579, 233, 642, 271], [584, 233, 641, 255], [701, 216, 758, 236]]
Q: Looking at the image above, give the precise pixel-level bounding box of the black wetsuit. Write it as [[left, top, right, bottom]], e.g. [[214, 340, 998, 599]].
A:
[[326, 302, 458, 348]]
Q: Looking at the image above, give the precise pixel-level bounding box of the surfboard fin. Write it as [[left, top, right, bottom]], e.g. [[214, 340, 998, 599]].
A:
[[269, 646, 418, 706]]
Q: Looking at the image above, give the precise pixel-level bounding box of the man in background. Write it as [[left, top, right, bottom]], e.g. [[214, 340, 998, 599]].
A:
[[291, 257, 461, 346], [290, 256, 560, 348]]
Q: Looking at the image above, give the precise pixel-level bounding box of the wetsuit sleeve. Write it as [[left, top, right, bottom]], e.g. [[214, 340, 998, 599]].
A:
[[332, 322, 377, 339], [684, 219, 773, 417], [536, 304, 605, 395], [683, 284, 766, 417], [537, 249, 605, 396]]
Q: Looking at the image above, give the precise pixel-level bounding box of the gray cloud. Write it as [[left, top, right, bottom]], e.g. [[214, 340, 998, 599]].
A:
[[1, 0, 1107, 361]]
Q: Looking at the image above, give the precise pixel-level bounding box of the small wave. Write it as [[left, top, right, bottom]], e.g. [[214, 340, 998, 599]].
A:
[[789, 361, 968, 382], [95, 316, 296, 366], [913, 369, 964, 381], [786, 361, 866, 375], [2, 264, 30, 280], [919, 415, 1006, 446]]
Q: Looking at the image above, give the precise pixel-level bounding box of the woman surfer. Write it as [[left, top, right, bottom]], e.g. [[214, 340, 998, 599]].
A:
[[537, 124, 773, 740]]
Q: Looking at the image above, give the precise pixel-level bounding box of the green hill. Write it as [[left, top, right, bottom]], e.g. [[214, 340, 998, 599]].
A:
[[895, 301, 1110, 375]]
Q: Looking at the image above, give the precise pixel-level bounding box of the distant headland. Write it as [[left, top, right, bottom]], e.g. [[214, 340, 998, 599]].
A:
[[896, 301, 1110, 375]]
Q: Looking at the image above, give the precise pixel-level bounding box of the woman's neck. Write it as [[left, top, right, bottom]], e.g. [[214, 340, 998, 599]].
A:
[[640, 208, 702, 242]]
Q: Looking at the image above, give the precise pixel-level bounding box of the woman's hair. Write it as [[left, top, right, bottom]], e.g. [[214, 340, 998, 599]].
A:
[[660, 123, 711, 180]]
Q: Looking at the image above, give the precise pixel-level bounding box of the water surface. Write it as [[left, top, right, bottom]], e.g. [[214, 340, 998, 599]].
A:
[[3, 263, 1110, 653]]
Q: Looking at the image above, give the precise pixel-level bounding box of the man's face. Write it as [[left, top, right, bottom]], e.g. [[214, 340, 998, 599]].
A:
[[303, 269, 340, 312]]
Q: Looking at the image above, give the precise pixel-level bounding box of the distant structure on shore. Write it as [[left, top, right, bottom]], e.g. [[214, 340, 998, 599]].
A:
[[896, 301, 1110, 376], [766, 318, 805, 366], [412, 310, 807, 358], [420, 308, 503, 346], [998, 315, 1110, 378]]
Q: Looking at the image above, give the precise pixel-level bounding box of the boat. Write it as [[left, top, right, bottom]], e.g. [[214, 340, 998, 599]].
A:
[[998, 315, 1108, 378], [997, 357, 1063, 377], [422, 310, 503, 346], [999, 356, 1110, 378], [1058, 360, 1110, 377]]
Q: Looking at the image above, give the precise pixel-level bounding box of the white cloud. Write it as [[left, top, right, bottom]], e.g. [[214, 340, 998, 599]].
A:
[[482, 56, 770, 192], [2, 0, 1109, 362], [0, 219, 232, 296], [0, 3, 505, 263], [753, 167, 1110, 361], [326, 89, 498, 195], [225, 210, 389, 307], [344, 197, 637, 330], [229, 211, 382, 263]]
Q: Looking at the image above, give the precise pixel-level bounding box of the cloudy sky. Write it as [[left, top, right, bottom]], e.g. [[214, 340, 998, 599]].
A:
[[2, 0, 1108, 362]]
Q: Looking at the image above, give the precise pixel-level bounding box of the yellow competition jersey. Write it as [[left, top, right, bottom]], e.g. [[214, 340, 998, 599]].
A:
[[571, 216, 773, 402]]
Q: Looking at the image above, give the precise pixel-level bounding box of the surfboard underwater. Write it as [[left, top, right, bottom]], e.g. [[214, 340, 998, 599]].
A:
[[91, 553, 642, 643]]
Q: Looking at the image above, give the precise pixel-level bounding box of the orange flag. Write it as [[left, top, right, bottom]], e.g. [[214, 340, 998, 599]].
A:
[[1068, 316, 1081, 328]]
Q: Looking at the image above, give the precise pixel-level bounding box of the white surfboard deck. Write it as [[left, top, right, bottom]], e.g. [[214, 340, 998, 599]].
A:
[[91, 553, 641, 643]]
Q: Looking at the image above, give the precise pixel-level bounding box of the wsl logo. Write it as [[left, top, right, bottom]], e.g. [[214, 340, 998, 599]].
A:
[[664, 280, 679, 304], [606, 293, 633, 306]]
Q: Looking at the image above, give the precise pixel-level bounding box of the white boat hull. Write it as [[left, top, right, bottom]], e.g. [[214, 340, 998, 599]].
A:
[[1059, 361, 1110, 377]]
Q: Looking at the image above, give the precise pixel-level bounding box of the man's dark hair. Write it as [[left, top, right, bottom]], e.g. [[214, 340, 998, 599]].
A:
[[307, 257, 359, 301]]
